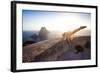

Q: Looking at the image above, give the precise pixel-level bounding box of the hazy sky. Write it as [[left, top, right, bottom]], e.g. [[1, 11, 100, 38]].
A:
[[22, 10, 91, 32]]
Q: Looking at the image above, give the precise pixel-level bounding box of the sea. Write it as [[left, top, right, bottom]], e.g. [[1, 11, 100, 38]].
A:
[[23, 31, 39, 43]]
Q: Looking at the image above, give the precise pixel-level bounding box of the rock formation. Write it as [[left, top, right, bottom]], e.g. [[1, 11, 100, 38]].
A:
[[39, 27, 49, 41]]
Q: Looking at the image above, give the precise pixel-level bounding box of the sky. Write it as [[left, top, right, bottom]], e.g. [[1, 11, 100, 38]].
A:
[[22, 10, 91, 32]]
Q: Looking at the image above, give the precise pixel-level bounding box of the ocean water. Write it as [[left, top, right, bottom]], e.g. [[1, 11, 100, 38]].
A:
[[23, 30, 62, 43], [23, 31, 39, 43]]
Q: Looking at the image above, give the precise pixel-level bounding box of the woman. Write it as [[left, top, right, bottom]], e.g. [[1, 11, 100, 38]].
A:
[[62, 26, 86, 50]]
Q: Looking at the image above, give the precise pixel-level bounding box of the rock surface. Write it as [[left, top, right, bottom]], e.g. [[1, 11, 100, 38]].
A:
[[23, 36, 90, 63]]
